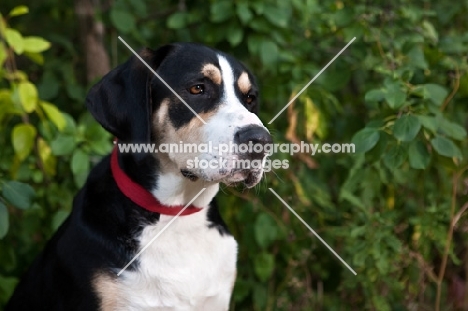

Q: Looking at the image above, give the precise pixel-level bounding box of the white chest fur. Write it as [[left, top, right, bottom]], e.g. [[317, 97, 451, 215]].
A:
[[94, 208, 238, 311]]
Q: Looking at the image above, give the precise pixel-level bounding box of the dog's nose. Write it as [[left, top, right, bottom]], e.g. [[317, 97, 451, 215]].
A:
[[234, 125, 273, 160]]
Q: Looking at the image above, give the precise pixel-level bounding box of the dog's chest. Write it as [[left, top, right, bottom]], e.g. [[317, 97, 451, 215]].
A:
[[96, 211, 237, 311]]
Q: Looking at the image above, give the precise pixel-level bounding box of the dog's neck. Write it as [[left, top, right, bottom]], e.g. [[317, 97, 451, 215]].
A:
[[151, 173, 219, 208]]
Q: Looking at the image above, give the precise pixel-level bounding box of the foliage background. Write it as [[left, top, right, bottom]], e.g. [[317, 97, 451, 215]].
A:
[[1, 0, 468, 310]]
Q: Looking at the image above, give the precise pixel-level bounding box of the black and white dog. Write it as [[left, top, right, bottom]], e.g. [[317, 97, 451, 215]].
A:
[[6, 43, 272, 310]]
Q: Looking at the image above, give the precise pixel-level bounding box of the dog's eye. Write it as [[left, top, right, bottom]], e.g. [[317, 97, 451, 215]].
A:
[[189, 84, 205, 95], [245, 94, 256, 105]]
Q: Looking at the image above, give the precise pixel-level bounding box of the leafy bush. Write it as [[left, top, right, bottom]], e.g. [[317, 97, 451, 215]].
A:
[[0, 5, 112, 306], [1, 1, 468, 310]]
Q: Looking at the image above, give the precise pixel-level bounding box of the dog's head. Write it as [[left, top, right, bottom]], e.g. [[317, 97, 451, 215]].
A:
[[87, 43, 271, 188]]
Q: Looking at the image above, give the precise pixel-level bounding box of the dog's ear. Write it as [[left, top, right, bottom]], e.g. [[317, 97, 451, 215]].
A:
[[86, 45, 174, 144]]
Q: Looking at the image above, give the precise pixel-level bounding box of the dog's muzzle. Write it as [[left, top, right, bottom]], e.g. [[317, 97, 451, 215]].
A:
[[180, 125, 272, 187], [227, 125, 272, 187]]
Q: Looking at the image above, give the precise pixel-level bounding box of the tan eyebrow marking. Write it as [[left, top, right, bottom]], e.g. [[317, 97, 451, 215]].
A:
[[201, 64, 222, 85], [237, 72, 251, 94]]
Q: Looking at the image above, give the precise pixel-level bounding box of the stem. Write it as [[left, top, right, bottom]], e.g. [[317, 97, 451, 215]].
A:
[[440, 67, 460, 112], [435, 166, 468, 310]]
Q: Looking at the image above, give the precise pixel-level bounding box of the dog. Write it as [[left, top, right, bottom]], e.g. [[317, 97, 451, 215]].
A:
[[6, 42, 272, 310]]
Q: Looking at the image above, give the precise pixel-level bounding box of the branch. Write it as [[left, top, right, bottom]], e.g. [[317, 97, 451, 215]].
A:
[[436, 165, 468, 311], [408, 249, 438, 284], [285, 93, 318, 169], [441, 67, 460, 112]]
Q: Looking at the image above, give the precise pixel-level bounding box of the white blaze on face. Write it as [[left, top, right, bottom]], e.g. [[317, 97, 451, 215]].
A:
[[189, 55, 268, 182], [204, 55, 264, 146]]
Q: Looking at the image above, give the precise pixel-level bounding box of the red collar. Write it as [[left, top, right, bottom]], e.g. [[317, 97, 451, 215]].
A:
[[110, 147, 202, 216]]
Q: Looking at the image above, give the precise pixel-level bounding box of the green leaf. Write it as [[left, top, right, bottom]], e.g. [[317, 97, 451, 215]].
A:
[[333, 7, 353, 27], [210, 2, 233, 23], [250, 2, 265, 14], [383, 144, 407, 170], [393, 115, 421, 141], [0, 246, 16, 271], [364, 89, 385, 103], [409, 140, 430, 169], [318, 68, 351, 92], [9, 6, 29, 17], [366, 119, 385, 129], [2, 181, 35, 210], [351, 128, 380, 153], [66, 83, 84, 101], [365, 131, 389, 161], [253, 284, 267, 309], [128, 0, 147, 15], [423, 84, 448, 106], [439, 119, 467, 141], [350, 226, 366, 238], [386, 235, 402, 252], [0, 202, 8, 239], [0, 275, 19, 304], [4, 28, 24, 54], [41, 101, 66, 130], [384, 81, 406, 109], [50, 134, 76, 156], [83, 118, 110, 139], [88, 140, 112, 155], [37, 138, 56, 176], [110, 9, 136, 33], [12, 124, 36, 161], [38, 71, 59, 99], [227, 27, 243, 47], [407, 46, 428, 69], [236, 3, 253, 24], [18, 82, 38, 113], [254, 253, 274, 282], [62, 113, 77, 135], [0, 42, 7, 66], [22, 37, 51, 53], [24, 51, 44, 65], [264, 7, 290, 28], [422, 20, 438, 42], [431, 135, 462, 159], [254, 213, 278, 249], [417, 115, 437, 132], [375, 251, 389, 274], [247, 34, 262, 54], [250, 18, 270, 32], [51, 210, 69, 231], [372, 296, 392, 311], [167, 13, 188, 29], [71, 149, 89, 175], [73, 171, 88, 188], [233, 280, 251, 303], [260, 41, 278, 65], [340, 189, 365, 208]]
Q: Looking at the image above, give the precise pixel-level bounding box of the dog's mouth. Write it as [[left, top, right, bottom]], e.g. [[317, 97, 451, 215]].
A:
[[181, 169, 199, 182], [180, 168, 261, 188], [239, 170, 261, 188]]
